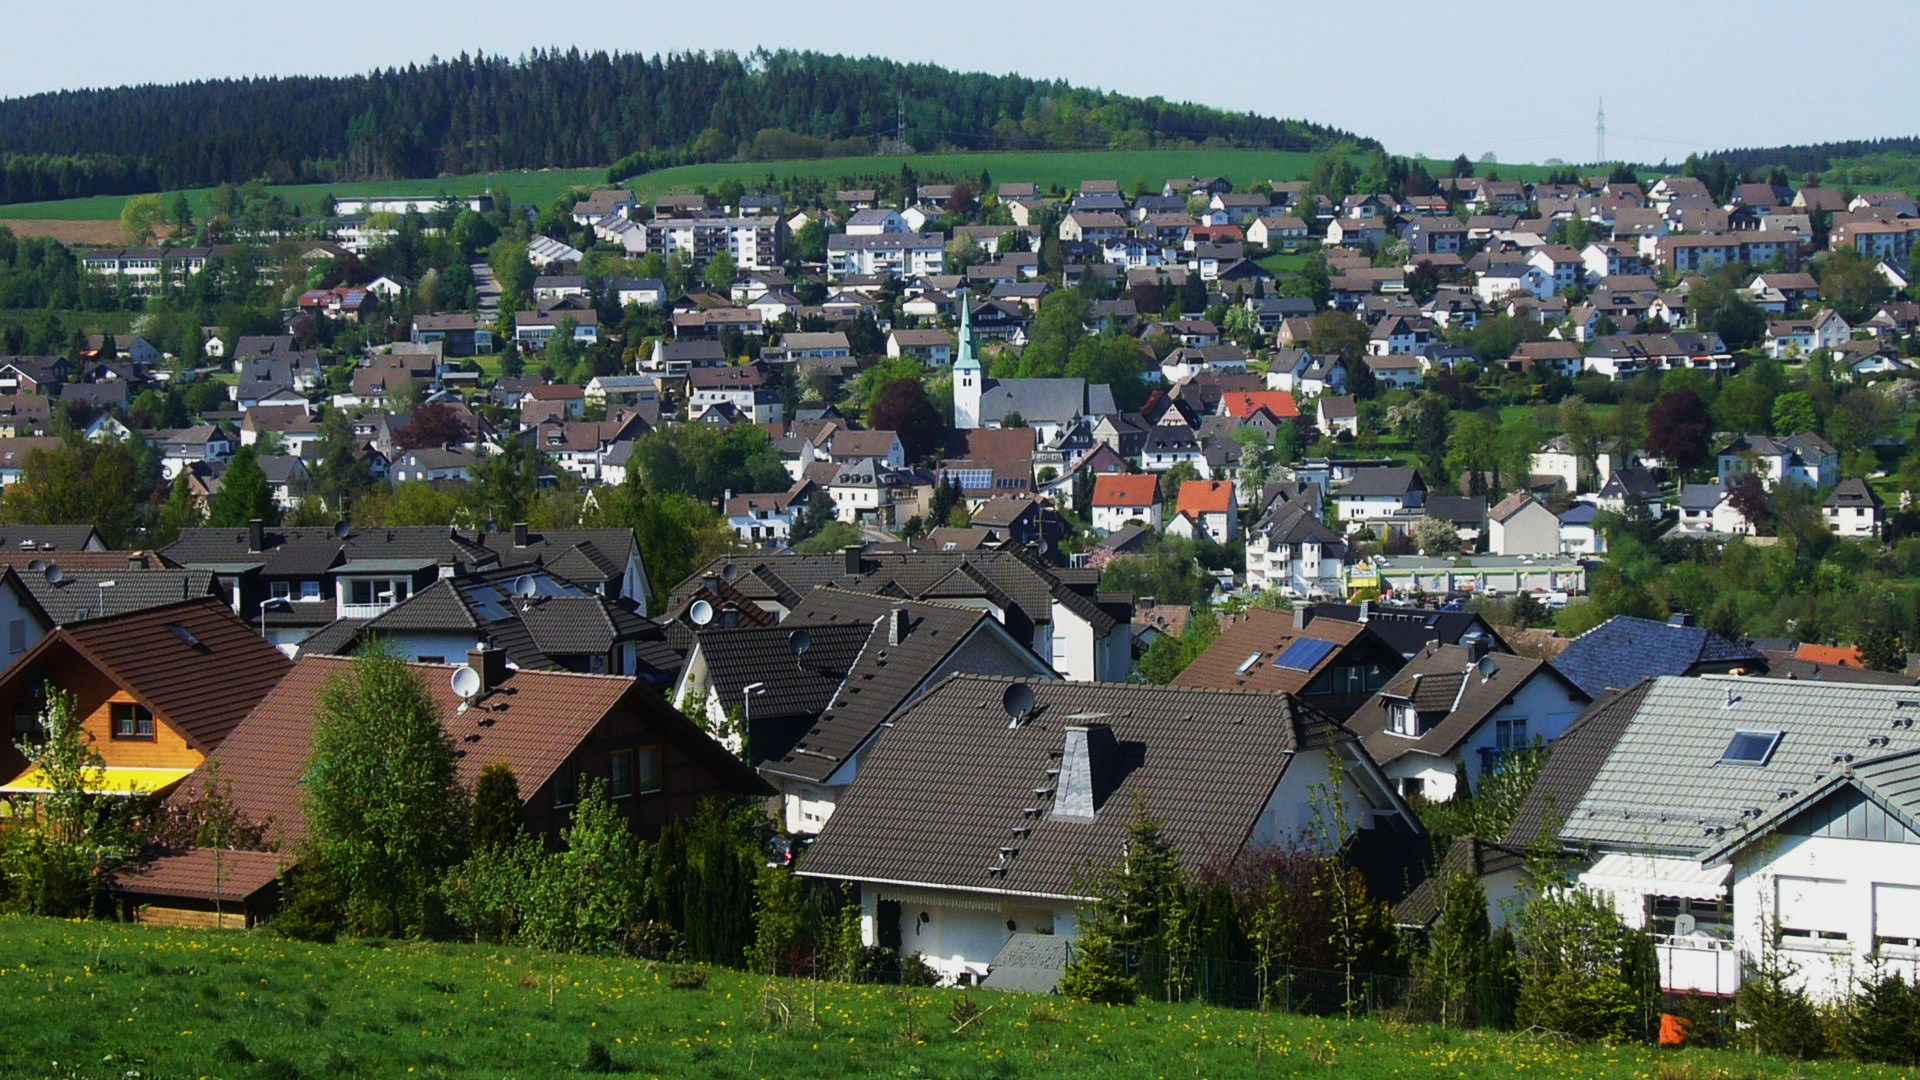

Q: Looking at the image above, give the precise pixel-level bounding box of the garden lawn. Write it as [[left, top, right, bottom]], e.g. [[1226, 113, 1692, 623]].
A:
[[0, 915, 1888, 1079]]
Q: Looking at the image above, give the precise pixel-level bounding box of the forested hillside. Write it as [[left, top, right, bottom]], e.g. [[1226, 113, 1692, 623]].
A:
[[1703, 136, 1920, 178], [0, 49, 1373, 204]]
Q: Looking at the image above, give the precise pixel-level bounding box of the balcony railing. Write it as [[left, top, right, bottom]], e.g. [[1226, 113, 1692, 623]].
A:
[[1657, 934, 1740, 996]]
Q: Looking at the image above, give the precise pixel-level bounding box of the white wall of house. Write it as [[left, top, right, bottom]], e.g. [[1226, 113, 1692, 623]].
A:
[[1488, 503, 1560, 556], [0, 584, 47, 671], [1381, 675, 1588, 802], [1732, 832, 1920, 1002], [1090, 503, 1157, 533]]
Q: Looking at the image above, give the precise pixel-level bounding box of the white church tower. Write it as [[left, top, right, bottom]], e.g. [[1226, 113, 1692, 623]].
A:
[[953, 288, 982, 430]]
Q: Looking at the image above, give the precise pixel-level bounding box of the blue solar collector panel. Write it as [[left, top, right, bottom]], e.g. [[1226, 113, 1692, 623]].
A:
[[1273, 637, 1338, 671]]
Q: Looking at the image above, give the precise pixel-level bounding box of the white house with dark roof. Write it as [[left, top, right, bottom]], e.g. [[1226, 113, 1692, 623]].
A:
[[798, 676, 1419, 986]]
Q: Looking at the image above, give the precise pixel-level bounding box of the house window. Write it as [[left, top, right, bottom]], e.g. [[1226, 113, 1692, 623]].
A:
[[111, 702, 154, 739], [7, 618, 24, 656], [416, 656, 445, 665], [610, 750, 635, 798], [1647, 896, 1732, 941], [301, 580, 322, 601], [1777, 876, 1848, 945], [1495, 718, 1528, 750], [554, 758, 578, 808], [271, 581, 292, 601], [636, 746, 662, 794], [12, 703, 40, 739], [1388, 703, 1421, 736]]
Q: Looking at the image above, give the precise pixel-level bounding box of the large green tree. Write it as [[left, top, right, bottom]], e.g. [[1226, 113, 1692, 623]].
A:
[[301, 649, 468, 936], [207, 445, 277, 527]]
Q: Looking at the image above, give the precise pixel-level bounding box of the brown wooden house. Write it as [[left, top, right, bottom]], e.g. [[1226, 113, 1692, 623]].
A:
[[0, 597, 292, 801]]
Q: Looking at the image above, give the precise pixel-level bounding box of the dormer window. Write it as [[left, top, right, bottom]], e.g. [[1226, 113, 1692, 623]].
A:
[[1388, 702, 1421, 737]]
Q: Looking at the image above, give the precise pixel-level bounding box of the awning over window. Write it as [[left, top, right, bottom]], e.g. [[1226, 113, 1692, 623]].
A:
[[1583, 852, 1730, 902], [0, 766, 194, 797]]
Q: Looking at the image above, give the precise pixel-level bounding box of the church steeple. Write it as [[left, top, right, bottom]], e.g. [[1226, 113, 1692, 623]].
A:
[[953, 287, 981, 429], [954, 288, 978, 371]]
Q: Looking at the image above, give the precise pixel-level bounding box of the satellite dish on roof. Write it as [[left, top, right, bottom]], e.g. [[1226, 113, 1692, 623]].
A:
[[450, 665, 482, 701], [721, 563, 739, 583], [512, 574, 538, 598], [333, 520, 351, 540], [43, 563, 63, 585], [788, 628, 812, 656], [1002, 683, 1036, 725], [688, 599, 715, 626], [26, 559, 44, 573]]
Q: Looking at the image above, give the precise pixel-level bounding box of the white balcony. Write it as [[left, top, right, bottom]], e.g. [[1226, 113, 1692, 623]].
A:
[[1657, 935, 1740, 996]]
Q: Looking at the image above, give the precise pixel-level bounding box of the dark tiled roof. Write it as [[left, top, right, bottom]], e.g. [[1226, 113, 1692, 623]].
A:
[[1307, 604, 1507, 660], [1394, 836, 1526, 928], [670, 549, 1118, 634], [0, 525, 102, 551], [766, 590, 1024, 784], [1502, 682, 1652, 848], [12, 566, 218, 623], [799, 676, 1347, 899], [1551, 615, 1767, 697], [5, 597, 292, 753], [1348, 644, 1589, 767], [693, 623, 869, 724], [295, 618, 370, 658]]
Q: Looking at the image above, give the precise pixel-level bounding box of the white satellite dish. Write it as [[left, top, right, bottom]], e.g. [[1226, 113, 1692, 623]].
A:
[[450, 665, 483, 707], [512, 574, 538, 599], [688, 599, 715, 626]]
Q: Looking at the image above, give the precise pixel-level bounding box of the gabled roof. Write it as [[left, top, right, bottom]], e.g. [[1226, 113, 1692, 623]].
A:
[[1551, 615, 1766, 697], [7, 565, 218, 623], [762, 589, 1048, 784], [1339, 466, 1424, 498], [0, 596, 291, 753], [1091, 473, 1158, 508], [196, 656, 768, 843], [1174, 479, 1234, 516], [1172, 609, 1377, 696], [1349, 644, 1589, 766], [1521, 677, 1920, 857], [1395, 836, 1526, 929], [1702, 747, 1920, 865], [798, 675, 1350, 900]]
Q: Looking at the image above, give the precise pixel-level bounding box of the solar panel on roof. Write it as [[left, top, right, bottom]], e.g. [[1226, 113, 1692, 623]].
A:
[[1273, 637, 1338, 671]]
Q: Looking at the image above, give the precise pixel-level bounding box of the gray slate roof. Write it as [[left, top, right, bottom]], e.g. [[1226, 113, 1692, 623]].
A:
[[1347, 644, 1589, 767], [1531, 677, 1920, 857], [1551, 615, 1766, 697]]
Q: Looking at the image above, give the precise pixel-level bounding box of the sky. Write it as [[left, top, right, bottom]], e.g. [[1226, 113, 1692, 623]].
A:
[[7, 0, 1919, 167]]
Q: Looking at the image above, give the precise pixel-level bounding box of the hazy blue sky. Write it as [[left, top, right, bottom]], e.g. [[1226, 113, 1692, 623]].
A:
[[8, 0, 1918, 165]]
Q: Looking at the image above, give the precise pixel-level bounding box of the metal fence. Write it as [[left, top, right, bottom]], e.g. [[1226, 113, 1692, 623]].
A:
[[1117, 949, 1518, 1027]]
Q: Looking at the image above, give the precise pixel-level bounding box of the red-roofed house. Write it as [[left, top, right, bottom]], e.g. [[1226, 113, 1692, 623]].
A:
[[1168, 480, 1238, 542], [1220, 391, 1301, 422], [1794, 642, 1866, 669], [1090, 473, 1161, 533]]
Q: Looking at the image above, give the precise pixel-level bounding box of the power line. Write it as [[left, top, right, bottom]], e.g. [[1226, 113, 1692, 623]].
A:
[[1596, 97, 1606, 164]]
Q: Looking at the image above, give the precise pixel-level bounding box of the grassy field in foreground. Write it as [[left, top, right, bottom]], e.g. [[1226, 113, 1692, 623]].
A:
[[0, 149, 1580, 224], [0, 915, 1888, 1080]]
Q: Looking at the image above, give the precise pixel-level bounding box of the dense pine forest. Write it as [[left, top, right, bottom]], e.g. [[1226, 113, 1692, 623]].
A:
[[0, 49, 1373, 204]]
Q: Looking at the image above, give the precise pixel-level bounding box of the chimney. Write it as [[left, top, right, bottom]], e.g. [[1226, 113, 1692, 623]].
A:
[[512, 522, 530, 548], [1293, 604, 1311, 630], [1463, 630, 1493, 662], [887, 607, 909, 646], [1139, 595, 1156, 610], [1055, 724, 1120, 822], [247, 518, 265, 553], [467, 645, 508, 695], [720, 602, 740, 629], [1669, 612, 1696, 628], [843, 544, 863, 576], [700, 572, 721, 595], [126, 554, 148, 571]]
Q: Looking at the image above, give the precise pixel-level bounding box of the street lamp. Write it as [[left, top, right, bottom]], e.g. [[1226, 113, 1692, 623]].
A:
[[741, 682, 767, 747], [260, 597, 293, 640], [95, 579, 116, 617]]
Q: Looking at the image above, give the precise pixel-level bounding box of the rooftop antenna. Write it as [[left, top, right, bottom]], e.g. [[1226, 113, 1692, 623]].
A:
[[1596, 97, 1607, 166], [333, 519, 351, 541], [512, 574, 538, 611], [1002, 682, 1036, 727], [450, 665, 482, 713], [42, 563, 62, 585], [788, 628, 812, 670]]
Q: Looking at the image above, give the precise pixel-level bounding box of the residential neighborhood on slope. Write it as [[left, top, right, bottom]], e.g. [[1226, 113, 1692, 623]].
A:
[[9, 148, 1920, 1033]]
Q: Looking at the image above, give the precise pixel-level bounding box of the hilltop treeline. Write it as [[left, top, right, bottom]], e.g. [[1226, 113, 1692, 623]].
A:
[[1702, 135, 1920, 177], [0, 49, 1372, 204]]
